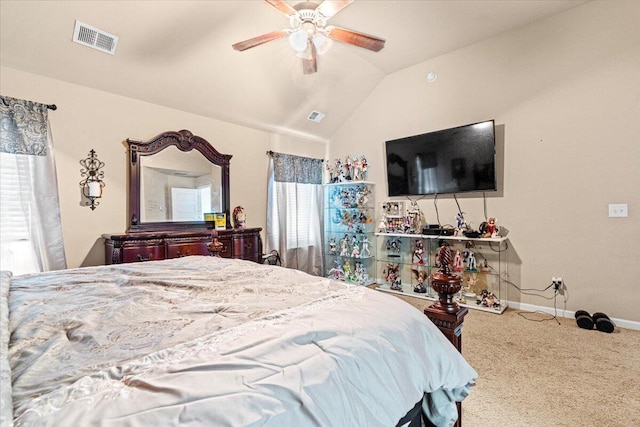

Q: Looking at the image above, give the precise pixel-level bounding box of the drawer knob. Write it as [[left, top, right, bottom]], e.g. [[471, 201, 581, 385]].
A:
[[136, 253, 153, 262]]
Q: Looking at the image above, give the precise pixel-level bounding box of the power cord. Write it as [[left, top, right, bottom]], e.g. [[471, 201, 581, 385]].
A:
[[514, 280, 567, 325]]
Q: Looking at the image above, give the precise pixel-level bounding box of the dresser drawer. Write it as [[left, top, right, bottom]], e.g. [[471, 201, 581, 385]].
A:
[[166, 242, 210, 258], [122, 245, 165, 263], [217, 236, 233, 258], [233, 233, 260, 260]]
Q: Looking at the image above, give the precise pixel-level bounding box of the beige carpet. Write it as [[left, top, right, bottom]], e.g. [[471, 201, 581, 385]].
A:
[[393, 294, 640, 427]]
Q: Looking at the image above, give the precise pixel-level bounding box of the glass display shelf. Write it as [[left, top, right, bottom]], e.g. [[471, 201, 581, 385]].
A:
[[324, 182, 376, 285], [375, 232, 508, 314]]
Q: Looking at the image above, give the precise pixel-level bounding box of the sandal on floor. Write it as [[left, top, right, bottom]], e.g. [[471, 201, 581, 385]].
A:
[[575, 310, 594, 330], [593, 312, 615, 333]]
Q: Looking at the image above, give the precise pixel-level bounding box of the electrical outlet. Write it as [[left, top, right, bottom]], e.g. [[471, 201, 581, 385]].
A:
[[608, 203, 628, 217], [552, 277, 563, 292]]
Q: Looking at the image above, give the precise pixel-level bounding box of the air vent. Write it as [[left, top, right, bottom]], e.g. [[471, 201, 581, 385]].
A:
[[307, 110, 326, 123], [72, 20, 118, 55]]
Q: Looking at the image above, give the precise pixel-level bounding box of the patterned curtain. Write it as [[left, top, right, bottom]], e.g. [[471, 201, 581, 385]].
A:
[[0, 95, 67, 273], [0, 96, 49, 155], [271, 152, 323, 184], [267, 152, 324, 276]]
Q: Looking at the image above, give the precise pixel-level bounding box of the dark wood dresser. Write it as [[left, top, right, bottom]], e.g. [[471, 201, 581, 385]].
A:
[[103, 227, 263, 265]]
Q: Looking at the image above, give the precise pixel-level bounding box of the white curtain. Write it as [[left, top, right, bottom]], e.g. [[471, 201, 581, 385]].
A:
[[0, 95, 66, 274], [267, 152, 323, 276]]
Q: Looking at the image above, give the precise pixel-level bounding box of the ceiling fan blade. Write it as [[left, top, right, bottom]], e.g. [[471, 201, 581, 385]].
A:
[[316, 0, 354, 19], [232, 29, 289, 51], [302, 43, 318, 74], [265, 0, 297, 16], [326, 26, 385, 52]]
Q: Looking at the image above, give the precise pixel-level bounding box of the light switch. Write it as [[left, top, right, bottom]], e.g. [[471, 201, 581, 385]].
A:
[[608, 203, 628, 217]]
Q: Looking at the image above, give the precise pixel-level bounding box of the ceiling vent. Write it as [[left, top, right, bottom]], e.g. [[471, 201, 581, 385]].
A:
[[307, 110, 326, 123], [72, 20, 118, 55]]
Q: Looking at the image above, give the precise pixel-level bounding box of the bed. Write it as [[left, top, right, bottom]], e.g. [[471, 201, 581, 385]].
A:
[[1, 256, 476, 427]]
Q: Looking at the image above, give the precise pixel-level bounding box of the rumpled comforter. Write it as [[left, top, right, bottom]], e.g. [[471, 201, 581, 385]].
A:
[[2, 256, 476, 427]]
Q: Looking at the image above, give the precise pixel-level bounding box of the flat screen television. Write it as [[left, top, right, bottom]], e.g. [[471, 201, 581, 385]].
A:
[[385, 120, 496, 196]]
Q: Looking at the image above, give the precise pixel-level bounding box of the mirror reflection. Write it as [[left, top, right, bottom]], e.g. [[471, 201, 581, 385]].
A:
[[139, 146, 222, 222]]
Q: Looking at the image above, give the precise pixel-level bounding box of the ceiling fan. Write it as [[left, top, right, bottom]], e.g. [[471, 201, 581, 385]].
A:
[[232, 0, 385, 74]]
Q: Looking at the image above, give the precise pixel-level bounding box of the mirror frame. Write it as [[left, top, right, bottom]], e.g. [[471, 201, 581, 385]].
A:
[[126, 129, 231, 232]]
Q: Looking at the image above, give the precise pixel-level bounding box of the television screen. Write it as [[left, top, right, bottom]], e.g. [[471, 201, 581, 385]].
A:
[[385, 120, 496, 196]]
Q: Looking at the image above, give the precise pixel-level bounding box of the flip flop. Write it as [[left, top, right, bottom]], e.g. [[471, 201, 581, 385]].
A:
[[575, 310, 594, 330]]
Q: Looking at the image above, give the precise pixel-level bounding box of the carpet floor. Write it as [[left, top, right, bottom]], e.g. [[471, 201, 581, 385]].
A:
[[393, 294, 640, 427]]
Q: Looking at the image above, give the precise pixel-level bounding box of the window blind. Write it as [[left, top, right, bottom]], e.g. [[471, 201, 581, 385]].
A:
[[0, 152, 38, 273]]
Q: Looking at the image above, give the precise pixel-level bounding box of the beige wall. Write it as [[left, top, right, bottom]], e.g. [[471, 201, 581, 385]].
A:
[[0, 67, 327, 269], [329, 1, 640, 322]]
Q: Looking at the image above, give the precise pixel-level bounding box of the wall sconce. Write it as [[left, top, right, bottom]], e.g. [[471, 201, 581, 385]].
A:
[[79, 149, 105, 210]]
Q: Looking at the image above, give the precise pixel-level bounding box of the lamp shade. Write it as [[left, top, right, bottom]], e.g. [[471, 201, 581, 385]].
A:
[[288, 29, 308, 52], [312, 33, 332, 55]]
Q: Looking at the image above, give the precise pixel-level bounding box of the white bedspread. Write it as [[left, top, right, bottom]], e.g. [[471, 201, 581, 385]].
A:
[[3, 256, 476, 427]]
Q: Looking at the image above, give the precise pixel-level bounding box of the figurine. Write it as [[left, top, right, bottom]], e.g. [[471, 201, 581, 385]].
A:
[[328, 237, 337, 254], [344, 156, 353, 181], [328, 261, 345, 281], [412, 239, 425, 264], [354, 262, 369, 284], [411, 268, 428, 293], [455, 212, 467, 236], [378, 215, 388, 233], [403, 216, 412, 233], [465, 250, 477, 272], [407, 200, 425, 234], [358, 211, 372, 224], [360, 235, 371, 257], [357, 185, 370, 206], [453, 250, 464, 271], [479, 217, 499, 238], [351, 242, 360, 258], [326, 162, 335, 184], [343, 260, 353, 281], [386, 238, 402, 256], [232, 206, 246, 229], [383, 263, 402, 291], [477, 289, 501, 308], [340, 234, 350, 256], [464, 274, 478, 298], [359, 156, 368, 180], [352, 157, 361, 181]]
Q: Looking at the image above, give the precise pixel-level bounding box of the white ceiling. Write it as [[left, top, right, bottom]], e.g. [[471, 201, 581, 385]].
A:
[[0, 0, 587, 141]]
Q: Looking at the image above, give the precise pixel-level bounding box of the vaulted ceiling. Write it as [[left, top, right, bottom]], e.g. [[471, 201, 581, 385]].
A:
[[0, 0, 587, 141]]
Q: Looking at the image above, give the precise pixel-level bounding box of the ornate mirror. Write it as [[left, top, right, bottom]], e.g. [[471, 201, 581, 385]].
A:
[[126, 130, 231, 232]]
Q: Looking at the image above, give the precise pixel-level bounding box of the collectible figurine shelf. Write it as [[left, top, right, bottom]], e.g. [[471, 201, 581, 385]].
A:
[[376, 232, 509, 314], [324, 182, 376, 285]]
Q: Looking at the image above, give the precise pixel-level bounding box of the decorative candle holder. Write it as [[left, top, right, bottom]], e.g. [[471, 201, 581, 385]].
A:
[[79, 149, 105, 210]]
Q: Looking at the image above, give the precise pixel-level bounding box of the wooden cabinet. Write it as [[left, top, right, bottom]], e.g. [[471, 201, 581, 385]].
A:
[[104, 228, 263, 264]]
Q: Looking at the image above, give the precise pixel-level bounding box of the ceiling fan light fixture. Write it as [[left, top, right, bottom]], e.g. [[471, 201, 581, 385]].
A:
[[288, 29, 309, 52], [296, 43, 313, 60], [312, 32, 332, 55], [233, 0, 385, 75]]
